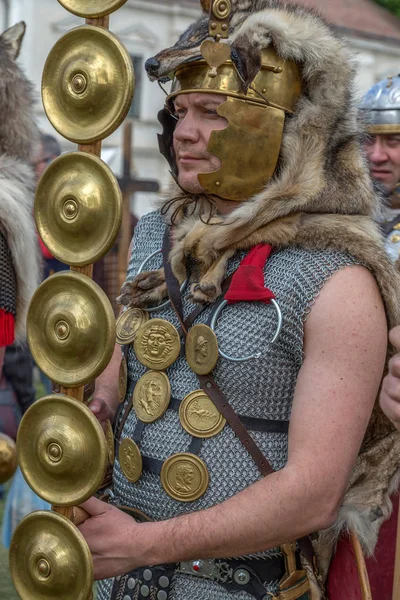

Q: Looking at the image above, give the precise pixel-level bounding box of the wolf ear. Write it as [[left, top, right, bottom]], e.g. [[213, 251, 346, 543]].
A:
[[1, 22, 26, 60], [231, 36, 263, 93]]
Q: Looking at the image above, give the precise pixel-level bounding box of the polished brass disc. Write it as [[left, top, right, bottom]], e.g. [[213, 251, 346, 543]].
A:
[[17, 395, 108, 505], [134, 318, 181, 371], [42, 26, 134, 144], [27, 270, 115, 387], [35, 152, 122, 266], [185, 324, 219, 375], [119, 355, 128, 403], [119, 438, 142, 483], [116, 307, 149, 345], [133, 371, 171, 423], [0, 433, 17, 484], [10, 510, 93, 600], [105, 420, 115, 464], [179, 390, 226, 438], [161, 453, 209, 502], [58, 0, 128, 18]]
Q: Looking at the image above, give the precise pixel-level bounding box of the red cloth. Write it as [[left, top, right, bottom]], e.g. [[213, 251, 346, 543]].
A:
[[225, 244, 275, 304], [0, 309, 14, 347], [327, 494, 398, 599], [39, 237, 53, 260]]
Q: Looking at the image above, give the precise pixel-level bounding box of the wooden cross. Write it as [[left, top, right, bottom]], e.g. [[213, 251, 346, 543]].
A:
[[117, 121, 159, 288]]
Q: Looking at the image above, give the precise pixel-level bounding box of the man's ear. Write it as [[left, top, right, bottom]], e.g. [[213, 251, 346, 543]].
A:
[[1, 22, 26, 60]]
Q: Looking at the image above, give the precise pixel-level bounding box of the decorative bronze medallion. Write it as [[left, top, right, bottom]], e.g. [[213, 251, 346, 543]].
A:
[[116, 307, 149, 345], [133, 371, 171, 423], [185, 324, 219, 375], [118, 356, 128, 403], [161, 453, 209, 502], [105, 420, 114, 464], [134, 318, 180, 371], [179, 390, 226, 438], [119, 438, 142, 483]]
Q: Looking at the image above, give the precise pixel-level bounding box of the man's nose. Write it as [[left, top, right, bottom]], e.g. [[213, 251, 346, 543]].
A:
[[368, 140, 389, 164], [174, 115, 200, 143]]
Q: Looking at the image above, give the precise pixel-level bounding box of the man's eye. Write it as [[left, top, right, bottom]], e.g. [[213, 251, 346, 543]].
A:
[[388, 138, 400, 147], [205, 109, 218, 116], [175, 109, 186, 119]]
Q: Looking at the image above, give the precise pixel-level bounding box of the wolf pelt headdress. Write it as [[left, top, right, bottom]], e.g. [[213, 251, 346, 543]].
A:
[[121, 0, 400, 585], [0, 22, 40, 339]]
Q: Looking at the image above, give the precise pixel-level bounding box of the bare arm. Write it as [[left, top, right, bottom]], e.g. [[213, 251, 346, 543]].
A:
[[80, 265, 388, 578]]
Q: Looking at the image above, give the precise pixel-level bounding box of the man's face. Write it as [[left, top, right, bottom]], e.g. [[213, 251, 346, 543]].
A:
[[172, 92, 228, 194], [365, 133, 400, 193]]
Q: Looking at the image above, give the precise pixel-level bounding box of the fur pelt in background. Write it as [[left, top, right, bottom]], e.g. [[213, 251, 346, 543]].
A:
[[121, 0, 400, 587], [0, 22, 40, 339]]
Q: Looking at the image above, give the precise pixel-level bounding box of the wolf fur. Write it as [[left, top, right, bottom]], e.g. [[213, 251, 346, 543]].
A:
[[0, 22, 40, 338], [122, 1, 400, 587]]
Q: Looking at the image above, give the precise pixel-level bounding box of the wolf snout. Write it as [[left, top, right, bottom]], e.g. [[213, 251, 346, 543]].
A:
[[145, 56, 161, 78]]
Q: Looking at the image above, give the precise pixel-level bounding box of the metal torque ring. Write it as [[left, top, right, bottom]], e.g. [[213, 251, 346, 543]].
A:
[[210, 299, 282, 362], [137, 249, 186, 313]]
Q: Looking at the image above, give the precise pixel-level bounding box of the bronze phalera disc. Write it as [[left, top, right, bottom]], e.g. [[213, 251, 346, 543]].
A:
[[133, 371, 171, 423], [161, 453, 209, 502], [105, 420, 115, 464], [119, 438, 142, 483], [134, 318, 180, 371], [42, 25, 134, 144], [119, 355, 128, 403], [27, 270, 115, 387], [185, 324, 219, 375], [17, 395, 108, 506], [179, 390, 226, 439], [0, 433, 17, 484], [57, 0, 128, 18], [35, 152, 122, 266], [116, 307, 149, 345], [9, 510, 93, 600]]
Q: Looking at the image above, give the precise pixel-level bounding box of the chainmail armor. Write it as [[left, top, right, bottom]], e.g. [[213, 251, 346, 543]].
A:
[[0, 231, 16, 316], [98, 210, 359, 600]]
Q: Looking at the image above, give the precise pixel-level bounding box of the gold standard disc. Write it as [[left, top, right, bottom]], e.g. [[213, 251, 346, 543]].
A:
[[119, 438, 143, 483], [105, 420, 115, 464], [119, 355, 128, 403], [57, 0, 128, 18], [185, 324, 219, 375], [179, 390, 226, 438], [0, 433, 17, 484], [134, 318, 181, 371], [27, 270, 115, 387], [42, 26, 134, 144], [17, 395, 108, 506], [9, 510, 93, 600], [116, 307, 149, 345], [35, 152, 122, 266], [161, 453, 209, 502], [133, 371, 171, 423]]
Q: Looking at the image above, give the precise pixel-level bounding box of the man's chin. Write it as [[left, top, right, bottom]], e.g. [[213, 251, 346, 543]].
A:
[[177, 175, 206, 194]]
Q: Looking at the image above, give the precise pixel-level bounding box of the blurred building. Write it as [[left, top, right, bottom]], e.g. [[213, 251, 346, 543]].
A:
[[4, 0, 400, 216]]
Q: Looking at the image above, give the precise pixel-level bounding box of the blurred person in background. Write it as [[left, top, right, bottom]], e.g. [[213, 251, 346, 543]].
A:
[[0, 21, 41, 509], [327, 74, 400, 599]]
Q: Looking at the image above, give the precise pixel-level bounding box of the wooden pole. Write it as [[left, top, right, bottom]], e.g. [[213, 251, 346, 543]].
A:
[[118, 121, 134, 290], [350, 530, 372, 600]]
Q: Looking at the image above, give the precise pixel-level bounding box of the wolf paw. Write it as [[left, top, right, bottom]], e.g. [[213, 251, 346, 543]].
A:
[[188, 280, 221, 304], [117, 269, 167, 308]]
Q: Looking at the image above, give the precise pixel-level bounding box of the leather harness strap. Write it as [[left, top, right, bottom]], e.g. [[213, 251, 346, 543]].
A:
[[162, 227, 274, 476]]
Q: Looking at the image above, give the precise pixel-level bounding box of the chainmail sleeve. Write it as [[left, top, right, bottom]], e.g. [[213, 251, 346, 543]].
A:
[[0, 230, 17, 346]]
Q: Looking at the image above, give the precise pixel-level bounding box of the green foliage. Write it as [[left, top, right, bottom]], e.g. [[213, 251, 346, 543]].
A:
[[373, 0, 400, 17]]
